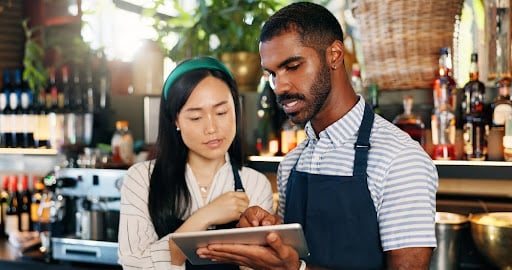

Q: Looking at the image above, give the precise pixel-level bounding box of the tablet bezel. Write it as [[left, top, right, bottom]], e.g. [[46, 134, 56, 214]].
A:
[[169, 223, 309, 265]]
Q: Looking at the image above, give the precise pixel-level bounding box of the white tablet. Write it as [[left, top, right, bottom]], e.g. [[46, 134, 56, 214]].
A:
[[169, 223, 309, 265]]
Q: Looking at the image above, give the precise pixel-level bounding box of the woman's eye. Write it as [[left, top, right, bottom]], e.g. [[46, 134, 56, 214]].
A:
[[217, 110, 228, 116]]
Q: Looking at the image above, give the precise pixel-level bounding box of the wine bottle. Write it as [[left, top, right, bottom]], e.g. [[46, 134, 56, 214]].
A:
[[18, 174, 32, 232], [0, 69, 11, 148], [9, 70, 22, 148], [0, 176, 9, 237], [5, 175, 19, 237], [255, 76, 280, 156]]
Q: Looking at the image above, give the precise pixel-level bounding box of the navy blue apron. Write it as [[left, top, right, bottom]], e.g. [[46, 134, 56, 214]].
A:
[[185, 163, 244, 270], [283, 104, 385, 269]]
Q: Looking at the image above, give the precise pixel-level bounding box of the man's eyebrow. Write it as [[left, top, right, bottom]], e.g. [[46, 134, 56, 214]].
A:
[[263, 56, 304, 73]]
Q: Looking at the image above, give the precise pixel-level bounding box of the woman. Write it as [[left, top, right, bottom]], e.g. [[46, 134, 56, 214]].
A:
[[118, 57, 274, 270]]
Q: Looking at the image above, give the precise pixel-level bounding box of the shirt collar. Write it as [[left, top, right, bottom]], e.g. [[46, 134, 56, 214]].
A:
[[304, 95, 367, 146]]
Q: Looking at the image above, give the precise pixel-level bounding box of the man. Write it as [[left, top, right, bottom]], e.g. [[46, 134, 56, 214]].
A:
[[197, 2, 438, 269]]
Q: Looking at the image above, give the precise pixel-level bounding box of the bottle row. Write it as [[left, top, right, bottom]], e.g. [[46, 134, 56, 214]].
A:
[[0, 173, 48, 238], [0, 51, 111, 150], [256, 48, 512, 162]]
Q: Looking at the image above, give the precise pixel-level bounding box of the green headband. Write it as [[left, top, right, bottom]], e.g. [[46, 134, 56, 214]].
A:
[[163, 57, 233, 100]]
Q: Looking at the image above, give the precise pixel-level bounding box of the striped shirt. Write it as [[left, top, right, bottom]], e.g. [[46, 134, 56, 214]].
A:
[[277, 97, 438, 251], [118, 154, 274, 270]]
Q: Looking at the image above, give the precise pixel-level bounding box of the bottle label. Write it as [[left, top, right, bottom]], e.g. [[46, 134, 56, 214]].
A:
[[493, 104, 512, 126], [0, 93, 7, 110], [20, 212, 30, 231], [4, 215, 19, 236]]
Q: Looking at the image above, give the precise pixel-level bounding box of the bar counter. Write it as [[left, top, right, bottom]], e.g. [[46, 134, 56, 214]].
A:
[[0, 237, 122, 270]]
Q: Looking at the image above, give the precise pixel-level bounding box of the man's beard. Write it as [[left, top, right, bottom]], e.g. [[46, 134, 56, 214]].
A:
[[291, 63, 331, 125]]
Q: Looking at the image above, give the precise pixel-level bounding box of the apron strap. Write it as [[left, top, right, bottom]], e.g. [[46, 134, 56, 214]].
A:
[[353, 103, 374, 176], [231, 162, 245, 192]]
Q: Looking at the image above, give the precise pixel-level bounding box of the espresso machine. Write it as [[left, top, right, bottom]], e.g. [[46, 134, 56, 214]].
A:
[[39, 168, 126, 265]]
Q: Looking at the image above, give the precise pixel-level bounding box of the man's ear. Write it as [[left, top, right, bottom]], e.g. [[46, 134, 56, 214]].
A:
[[328, 40, 345, 69]]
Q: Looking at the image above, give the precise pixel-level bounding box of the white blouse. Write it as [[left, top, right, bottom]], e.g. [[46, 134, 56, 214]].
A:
[[118, 155, 274, 270]]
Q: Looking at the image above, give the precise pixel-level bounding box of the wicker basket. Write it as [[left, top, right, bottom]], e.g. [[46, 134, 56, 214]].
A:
[[354, 0, 463, 90]]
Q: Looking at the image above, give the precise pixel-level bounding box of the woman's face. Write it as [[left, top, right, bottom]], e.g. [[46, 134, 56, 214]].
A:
[[176, 75, 236, 162]]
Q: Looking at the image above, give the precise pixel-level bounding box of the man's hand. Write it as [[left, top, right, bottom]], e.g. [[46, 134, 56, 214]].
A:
[[196, 231, 301, 270], [237, 205, 282, 227]]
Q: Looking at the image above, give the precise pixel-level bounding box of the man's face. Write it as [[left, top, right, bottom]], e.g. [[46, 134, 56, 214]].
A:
[[259, 31, 331, 125]]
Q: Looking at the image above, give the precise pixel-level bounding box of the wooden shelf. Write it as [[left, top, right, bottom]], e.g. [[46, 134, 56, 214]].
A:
[[246, 156, 512, 180], [0, 148, 58, 155]]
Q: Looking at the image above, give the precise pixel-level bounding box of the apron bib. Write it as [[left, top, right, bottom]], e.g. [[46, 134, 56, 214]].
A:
[[284, 104, 384, 269], [181, 163, 244, 270]]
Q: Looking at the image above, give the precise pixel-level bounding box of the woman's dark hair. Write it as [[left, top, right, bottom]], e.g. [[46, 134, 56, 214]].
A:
[[148, 66, 242, 238], [260, 2, 344, 54]]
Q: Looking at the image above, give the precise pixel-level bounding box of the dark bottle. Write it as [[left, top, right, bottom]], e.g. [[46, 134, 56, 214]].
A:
[[462, 53, 486, 116], [461, 53, 488, 161], [71, 66, 85, 145], [255, 76, 281, 156], [46, 66, 65, 150], [392, 95, 426, 148], [369, 83, 381, 115], [0, 176, 9, 237], [83, 65, 95, 146], [5, 175, 19, 237], [9, 71, 22, 148], [0, 69, 12, 147], [35, 84, 50, 149], [18, 69, 35, 148], [18, 174, 32, 232]]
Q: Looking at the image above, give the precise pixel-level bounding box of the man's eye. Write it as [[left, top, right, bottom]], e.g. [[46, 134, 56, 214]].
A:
[[287, 64, 300, 71], [217, 111, 228, 116]]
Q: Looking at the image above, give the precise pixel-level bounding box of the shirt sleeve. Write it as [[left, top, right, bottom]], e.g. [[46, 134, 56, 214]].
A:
[[117, 161, 178, 269], [377, 145, 439, 251], [241, 167, 274, 214]]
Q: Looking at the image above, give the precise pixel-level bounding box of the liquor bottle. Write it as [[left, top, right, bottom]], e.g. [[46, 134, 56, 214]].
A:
[[0, 176, 9, 237], [83, 64, 95, 146], [30, 176, 45, 231], [491, 78, 512, 128], [111, 120, 134, 164], [369, 83, 381, 115], [392, 95, 426, 147], [280, 118, 298, 155], [67, 66, 83, 145], [0, 69, 12, 147], [18, 174, 31, 232], [5, 175, 19, 237], [351, 63, 364, 95], [461, 53, 488, 161], [431, 47, 457, 160], [462, 53, 486, 116], [255, 75, 280, 156]]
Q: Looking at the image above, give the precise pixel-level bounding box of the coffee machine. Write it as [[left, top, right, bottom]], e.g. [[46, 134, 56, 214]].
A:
[[40, 168, 126, 265]]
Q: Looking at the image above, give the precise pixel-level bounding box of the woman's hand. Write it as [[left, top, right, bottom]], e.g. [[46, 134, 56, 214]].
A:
[[197, 191, 249, 226]]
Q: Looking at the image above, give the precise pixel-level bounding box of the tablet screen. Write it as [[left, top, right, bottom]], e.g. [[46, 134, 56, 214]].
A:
[[170, 223, 309, 265]]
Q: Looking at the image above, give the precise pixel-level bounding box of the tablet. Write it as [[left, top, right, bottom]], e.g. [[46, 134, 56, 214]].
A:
[[169, 223, 309, 265]]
